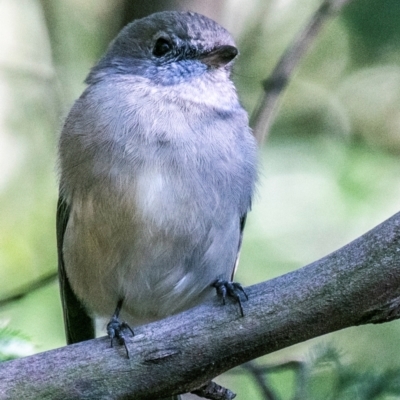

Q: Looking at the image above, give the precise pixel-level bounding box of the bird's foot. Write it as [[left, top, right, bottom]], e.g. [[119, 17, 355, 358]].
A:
[[107, 314, 134, 359], [212, 279, 248, 317]]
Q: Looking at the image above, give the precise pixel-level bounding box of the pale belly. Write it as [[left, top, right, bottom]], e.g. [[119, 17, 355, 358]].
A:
[[63, 170, 239, 325]]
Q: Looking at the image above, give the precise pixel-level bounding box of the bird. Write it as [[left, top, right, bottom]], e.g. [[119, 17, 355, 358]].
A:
[[57, 10, 257, 398]]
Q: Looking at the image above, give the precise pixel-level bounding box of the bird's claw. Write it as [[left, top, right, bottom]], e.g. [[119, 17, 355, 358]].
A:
[[212, 279, 248, 317], [107, 315, 134, 359]]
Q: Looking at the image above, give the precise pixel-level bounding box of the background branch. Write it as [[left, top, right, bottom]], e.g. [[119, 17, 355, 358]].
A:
[[1, 211, 400, 399], [250, 0, 354, 143], [0, 272, 57, 308]]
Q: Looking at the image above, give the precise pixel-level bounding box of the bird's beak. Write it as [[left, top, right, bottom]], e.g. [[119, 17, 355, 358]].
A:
[[199, 45, 238, 67]]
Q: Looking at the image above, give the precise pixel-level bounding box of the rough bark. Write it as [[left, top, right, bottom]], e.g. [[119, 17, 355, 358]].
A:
[[1, 212, 400, 399]]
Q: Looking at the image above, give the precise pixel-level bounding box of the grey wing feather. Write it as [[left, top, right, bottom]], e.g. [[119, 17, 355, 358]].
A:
[[57, 195, 95, 344]]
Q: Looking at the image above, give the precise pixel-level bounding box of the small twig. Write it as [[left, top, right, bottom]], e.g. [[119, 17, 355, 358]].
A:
[[245, 360, 306, 400], [241, 362, 279, 400], [0, 272, 58, 308], [251, 0, 354, 144], [192, 381, 236, 400]]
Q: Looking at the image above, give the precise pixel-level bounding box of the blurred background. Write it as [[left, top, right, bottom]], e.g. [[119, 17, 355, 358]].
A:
[[1, 0, 400, 398]]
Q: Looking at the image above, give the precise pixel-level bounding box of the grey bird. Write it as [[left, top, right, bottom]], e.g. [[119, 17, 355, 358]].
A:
[[57, 10, 257, 399]]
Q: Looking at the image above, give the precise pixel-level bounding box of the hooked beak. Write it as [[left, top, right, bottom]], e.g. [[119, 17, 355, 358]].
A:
[[199, 45, 238, 68]]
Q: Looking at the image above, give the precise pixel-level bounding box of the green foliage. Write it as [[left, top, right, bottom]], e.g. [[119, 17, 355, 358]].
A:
[[225, 344, 400, 400], [304, 344, 400, 399], [0, 324, 34, 362]]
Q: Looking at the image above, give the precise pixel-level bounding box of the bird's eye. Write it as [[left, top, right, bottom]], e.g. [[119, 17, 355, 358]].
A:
[[153, 37, 173, 57]]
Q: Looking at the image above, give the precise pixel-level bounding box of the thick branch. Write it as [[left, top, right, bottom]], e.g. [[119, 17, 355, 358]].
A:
[[1, 212, 400, 399]]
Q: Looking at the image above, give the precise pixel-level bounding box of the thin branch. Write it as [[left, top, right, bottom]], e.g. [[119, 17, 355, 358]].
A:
[[1, 211, 400, 399], [0, 272, 58, 308], [242, 362, 278, 400], [250, 0, 354, 144], [238, 360, 306, 400]]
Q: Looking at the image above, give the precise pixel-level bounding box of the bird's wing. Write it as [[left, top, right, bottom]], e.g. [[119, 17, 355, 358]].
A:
[[57, 195, 95, 344], [231, 214, 247, 281]]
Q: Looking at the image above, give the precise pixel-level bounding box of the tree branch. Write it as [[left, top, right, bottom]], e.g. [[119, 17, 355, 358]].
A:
[[1, 212, 400, 399]]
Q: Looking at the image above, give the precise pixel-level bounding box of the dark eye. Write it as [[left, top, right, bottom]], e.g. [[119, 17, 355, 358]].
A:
[[153, 37, 173, 57]]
